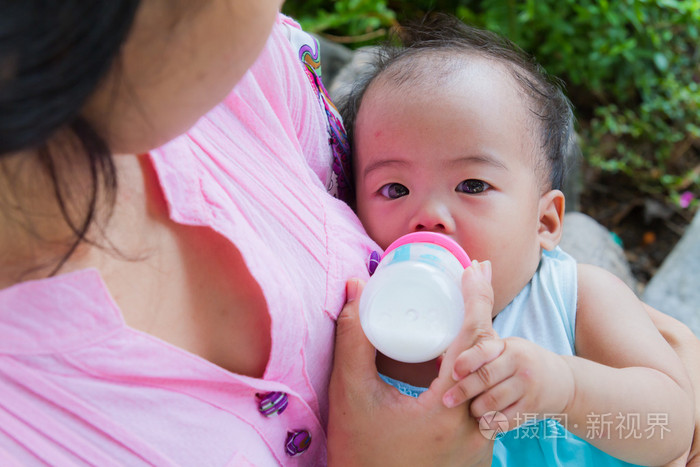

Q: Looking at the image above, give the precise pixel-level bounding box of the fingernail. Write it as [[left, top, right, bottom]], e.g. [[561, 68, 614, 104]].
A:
[[443, 393, 456, 408], [482, 260, 492, 283], [470, 259, 480, 275], [346, 279, 359, 302]]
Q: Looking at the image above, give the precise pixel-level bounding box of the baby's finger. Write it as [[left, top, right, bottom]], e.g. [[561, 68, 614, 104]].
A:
[[444, 348, 514, 408], [452, 338, 506, 380], [471, 378, 523, 421], [487, 395, 540, 432]]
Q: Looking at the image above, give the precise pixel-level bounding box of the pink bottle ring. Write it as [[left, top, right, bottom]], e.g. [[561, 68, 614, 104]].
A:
[[383, 232, 471, 268]]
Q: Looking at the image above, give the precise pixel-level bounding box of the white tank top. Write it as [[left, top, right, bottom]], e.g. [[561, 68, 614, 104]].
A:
[[493, 247, 578, 355]]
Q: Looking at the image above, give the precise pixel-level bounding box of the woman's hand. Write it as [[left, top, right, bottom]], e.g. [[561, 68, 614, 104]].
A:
[[327, 260, 498, 466]]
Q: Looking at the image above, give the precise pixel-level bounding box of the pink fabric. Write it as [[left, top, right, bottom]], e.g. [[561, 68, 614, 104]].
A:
[[0, 15, 375, 466]]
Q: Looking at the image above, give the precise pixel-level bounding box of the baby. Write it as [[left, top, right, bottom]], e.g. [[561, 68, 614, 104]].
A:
[[339, 15, 692, 466]]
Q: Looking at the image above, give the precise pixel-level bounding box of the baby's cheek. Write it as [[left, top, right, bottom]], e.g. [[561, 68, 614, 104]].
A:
[[361, 211, 393, 249]]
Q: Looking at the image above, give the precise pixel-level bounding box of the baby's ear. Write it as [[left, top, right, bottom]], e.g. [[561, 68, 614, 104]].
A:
[[537, 189, 565, 251]]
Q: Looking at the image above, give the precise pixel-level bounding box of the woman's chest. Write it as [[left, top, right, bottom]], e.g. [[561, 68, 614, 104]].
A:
[[105, 221, 272, 378]]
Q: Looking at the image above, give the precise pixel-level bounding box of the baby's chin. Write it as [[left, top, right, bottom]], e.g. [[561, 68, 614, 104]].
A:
[[491, 285, 524, 318], [491, 261, 542, 318], [491, 305, 506, 320]]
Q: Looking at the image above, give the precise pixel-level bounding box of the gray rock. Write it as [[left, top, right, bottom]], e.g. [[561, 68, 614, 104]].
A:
[[328, 46, 378, 104], [560, 212, 639, 293], [643, 211, 700, 336], [562, 134, 582, 213], [314, 35, 354, 93]]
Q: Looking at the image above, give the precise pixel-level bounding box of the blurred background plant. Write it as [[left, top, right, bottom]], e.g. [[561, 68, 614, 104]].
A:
[[283, 0, 699, 283], [283, 0, 397, 43]]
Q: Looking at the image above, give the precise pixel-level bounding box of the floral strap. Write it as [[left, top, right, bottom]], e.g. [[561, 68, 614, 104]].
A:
[[283, 23, 354, 204]]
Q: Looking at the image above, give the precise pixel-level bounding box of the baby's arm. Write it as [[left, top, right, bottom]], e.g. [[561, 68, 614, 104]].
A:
[[447, 263, 694, 465], [563, 264, 693, 463], [647, 305, 700, 466]]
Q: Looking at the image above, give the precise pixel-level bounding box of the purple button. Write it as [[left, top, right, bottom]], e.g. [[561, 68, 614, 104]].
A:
[[256, 392, 288, 417], [367, 250, 381, 276], [285, 430, 311, 457]]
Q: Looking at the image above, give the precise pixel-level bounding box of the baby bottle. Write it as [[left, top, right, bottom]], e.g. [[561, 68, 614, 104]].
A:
[[359, 232, 471, 363]]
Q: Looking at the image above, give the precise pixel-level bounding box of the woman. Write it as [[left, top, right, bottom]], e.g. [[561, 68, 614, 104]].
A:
[[0, 1, 494, 464]]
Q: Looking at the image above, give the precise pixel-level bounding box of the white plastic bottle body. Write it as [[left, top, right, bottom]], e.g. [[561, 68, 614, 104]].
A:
[[359, 241, 465, 363]]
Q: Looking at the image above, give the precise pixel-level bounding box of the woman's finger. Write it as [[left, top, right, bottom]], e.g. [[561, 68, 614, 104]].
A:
[[331, 279, 378, 386]]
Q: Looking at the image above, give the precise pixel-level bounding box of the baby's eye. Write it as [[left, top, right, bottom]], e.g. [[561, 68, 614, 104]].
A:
[[456, 179, 490, 194], [379, 183, 409, 199]]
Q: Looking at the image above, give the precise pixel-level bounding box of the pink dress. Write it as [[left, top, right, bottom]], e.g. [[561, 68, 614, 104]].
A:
[[0, 15, 375, 466]]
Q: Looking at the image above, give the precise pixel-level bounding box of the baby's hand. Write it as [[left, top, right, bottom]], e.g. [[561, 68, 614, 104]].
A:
[[445, 335, 575, 429]]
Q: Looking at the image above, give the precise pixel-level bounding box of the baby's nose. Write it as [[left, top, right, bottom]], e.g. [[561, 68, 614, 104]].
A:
[[411, 201, 455, 233]]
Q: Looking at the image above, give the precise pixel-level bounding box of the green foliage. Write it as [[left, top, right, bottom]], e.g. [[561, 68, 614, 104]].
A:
[[282, 0, 396, 44], [282, 0, 700, 206], [460, 0, 700, 204]]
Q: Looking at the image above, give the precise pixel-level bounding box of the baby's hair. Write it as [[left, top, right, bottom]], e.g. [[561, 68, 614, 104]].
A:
[[340, 13, 575, 192]]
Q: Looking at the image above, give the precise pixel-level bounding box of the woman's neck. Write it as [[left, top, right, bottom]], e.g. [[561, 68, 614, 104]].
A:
[[0, 149, 153, 288]]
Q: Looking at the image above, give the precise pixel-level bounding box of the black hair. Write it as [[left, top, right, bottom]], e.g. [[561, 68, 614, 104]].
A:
[[339, 13, 575, 192], [0, 1, 141, 275]]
